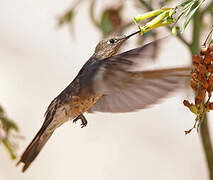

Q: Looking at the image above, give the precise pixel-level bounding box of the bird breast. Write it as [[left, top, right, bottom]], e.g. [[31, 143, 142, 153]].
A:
[[69, 94, 103, 118]]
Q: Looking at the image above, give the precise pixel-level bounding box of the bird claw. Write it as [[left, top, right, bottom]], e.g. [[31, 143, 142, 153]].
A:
[[73, 118, 78, 124], [81, 123, 87, 128], [73, 114, 88, 128]]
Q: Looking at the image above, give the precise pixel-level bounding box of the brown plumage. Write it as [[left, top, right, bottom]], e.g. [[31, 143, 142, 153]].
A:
[[17, 32, 191, 172]]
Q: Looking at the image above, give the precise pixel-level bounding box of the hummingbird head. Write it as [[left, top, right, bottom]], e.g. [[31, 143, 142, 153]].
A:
[[93, 30, 140, 59]]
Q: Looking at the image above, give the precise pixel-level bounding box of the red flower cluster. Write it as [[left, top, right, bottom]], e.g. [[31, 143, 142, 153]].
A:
[[183, 42, 213, 134]]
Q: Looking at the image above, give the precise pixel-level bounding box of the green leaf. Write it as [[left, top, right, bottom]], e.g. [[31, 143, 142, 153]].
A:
[[183, 6, 198, 31], [184, 0, 197, 16], [184, 1, 196, 13], [159, 0, 172, 6], [58, 10, 74, 26], [210, 34, 213, 44], [1, 117, 19, 132], [179, 0, 195, 8], [172, 26, 180, 36], [2, 139, 17, 159], [0, 105, 4, 114], [100, 11, 113, 36], [183, 0, 205, 31]]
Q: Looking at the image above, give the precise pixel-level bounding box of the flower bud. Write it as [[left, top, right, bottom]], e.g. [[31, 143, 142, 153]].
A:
[[183, 100, 190, 107], [198, 64, 206, 76], [193, 55, 203, 63], [190, 80, 197, 90], [201, 45, 208, 55], [209, 102, 213, 110], [204, 54, 212, 65], [208, 75, 213, 86]]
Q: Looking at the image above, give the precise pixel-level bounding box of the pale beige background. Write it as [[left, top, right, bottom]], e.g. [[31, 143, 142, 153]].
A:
[[0, 0, 212, 180]]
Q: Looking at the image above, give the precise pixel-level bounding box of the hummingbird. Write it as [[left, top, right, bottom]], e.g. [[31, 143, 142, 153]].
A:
[[17, 30, 190, 172]]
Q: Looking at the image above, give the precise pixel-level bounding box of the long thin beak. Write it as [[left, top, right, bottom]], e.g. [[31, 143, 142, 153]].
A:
[[125, 29, 141, 39]]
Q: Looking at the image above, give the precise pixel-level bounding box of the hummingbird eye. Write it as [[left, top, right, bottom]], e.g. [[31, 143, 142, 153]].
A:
[[107, 39, 117, 44]]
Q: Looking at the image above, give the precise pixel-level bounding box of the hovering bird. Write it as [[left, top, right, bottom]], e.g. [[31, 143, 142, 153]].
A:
[[17, 30, 190, 172]]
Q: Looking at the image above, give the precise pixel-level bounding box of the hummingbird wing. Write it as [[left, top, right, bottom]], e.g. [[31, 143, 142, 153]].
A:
[[87, 68, 190, 113], [78, 40, 190, 113], [79, 39, 164, 94]]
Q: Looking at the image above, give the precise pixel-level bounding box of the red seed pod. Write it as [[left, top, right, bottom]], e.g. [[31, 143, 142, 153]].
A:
[[208, 44, 213, 53], [202, 79, 209, 89], [191, 72, 198, 81], [200, 75, 208, 83], [193, 62, 199, 69], [193, 55, 203, 63], [204, 54, 212, 65], [190, 80, 197, 90], [209, 102, 213, 110], [195, 98, 202, 106], [198, 64, 207, 76], [201, 45, 208, 55], [197, 88, 206, 102], [204, 102, 209, 108], [183, 100, 190, 107], [198, 73, 205, 81], [207, 86, 212, 93], [208, 75, 213, 86], [208, 66, 213, 73]]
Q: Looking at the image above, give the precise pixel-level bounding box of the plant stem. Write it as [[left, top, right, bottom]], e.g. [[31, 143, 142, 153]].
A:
[[138, 0, 153, 11], [200, 114, 213, 180], [138, 0, 190, 47], [138, 1, 213, 177], [169, 28, 191, 47], [190, 8, 201, 54], [201, 1, 213, 16], [191, 8, 213, 180]]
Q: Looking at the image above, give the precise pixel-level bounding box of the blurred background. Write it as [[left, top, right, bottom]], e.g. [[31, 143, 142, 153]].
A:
[[0, 0, 212, 179]]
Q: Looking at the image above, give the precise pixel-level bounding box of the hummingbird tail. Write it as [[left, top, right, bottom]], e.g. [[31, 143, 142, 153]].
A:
[[17, 126, 54, 172]]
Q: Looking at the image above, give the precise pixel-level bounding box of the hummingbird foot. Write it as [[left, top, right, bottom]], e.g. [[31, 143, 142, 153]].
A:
[[73, 114, 88, 128]]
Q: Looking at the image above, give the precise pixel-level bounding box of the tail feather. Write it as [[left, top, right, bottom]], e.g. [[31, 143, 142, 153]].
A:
[[135, 67, 191, 78], [17, 127, 54, 172], [17, 97, 59, 172]]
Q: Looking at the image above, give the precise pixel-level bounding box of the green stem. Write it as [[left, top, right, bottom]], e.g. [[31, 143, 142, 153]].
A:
[[201, 1, 213, 16], [169, 27, 191, 47], [190, 8, 201, 54], [200, 114, 213, 180], [138, 0, 190, 48], [2, 138, 16, 159], [139, 1, 213, 179], [191, 8, 213, 180], [138, 0, 153, 11], [117, 22, 133, 33]]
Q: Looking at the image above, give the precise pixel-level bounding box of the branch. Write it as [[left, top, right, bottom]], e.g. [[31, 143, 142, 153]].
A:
[[201, 1, 213, 16], [167, 27, 191, 47], [200, 114, 213, 180], [89, 0, 101, 29], [138, 0, 191, 48], [191, 8, 213, 180], [138, 0, 153, 11]]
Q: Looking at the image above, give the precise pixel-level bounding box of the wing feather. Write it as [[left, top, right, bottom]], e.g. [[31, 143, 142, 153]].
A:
[[77, 38, 190, 113], [88, 68, 190, 113]]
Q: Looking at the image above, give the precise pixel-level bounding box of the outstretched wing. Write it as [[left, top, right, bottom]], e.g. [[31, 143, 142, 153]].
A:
[[88, 68, 190, 113], [79, 39, 163, 94], [78, 39, 190, 113]]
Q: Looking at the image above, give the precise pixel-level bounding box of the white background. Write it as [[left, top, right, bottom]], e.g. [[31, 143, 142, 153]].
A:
[[0, 0, 211, 179]]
